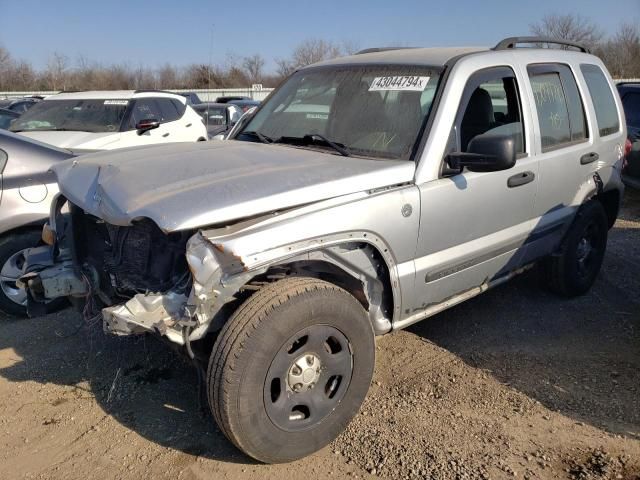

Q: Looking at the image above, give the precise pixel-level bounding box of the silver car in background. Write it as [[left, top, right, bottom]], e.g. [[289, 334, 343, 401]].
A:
[[0, 131, 71, 315]]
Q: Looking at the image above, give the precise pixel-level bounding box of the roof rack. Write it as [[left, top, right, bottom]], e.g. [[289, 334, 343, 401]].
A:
[[493, 36, 590, 54], [355, 47, 417, 55]]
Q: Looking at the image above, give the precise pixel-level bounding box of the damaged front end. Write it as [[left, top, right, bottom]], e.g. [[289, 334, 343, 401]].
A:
[[20, 194, 243, 347]]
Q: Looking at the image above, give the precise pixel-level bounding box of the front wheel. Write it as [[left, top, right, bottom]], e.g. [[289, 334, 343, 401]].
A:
[[545, 200, 608, 297], [207, 277, 375, 463]]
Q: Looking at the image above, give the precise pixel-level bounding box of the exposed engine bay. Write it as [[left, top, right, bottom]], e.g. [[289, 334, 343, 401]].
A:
[[20, 196, 205, 345], [75, 214, 192, 302]]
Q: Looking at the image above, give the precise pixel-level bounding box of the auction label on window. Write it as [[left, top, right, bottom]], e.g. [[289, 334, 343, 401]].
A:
[[104, 100, 129, 105], [369, 76, 430, 91]]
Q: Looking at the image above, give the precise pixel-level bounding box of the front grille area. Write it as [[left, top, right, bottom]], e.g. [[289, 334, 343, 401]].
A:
[[70, 206, 191, 300]]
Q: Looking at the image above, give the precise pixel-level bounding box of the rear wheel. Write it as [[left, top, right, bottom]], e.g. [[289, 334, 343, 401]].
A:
[[546, 201, 608, 297], [207, 277, 375, 463], [0, 231, 66, 317]]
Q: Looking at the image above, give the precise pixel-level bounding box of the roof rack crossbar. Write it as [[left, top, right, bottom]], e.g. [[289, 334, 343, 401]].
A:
[[355, 47, 418, 55], [493, 36, 590, 54]]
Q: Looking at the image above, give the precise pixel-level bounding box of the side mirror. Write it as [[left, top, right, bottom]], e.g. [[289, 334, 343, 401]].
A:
[[136, 119, 160, 135], [447, 134, 516, 173]]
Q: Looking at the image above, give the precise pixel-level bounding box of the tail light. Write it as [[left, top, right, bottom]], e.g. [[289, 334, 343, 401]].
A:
[[623, 138, 632, 170]]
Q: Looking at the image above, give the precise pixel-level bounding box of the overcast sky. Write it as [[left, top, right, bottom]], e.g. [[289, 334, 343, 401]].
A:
[[1, 0, 638, 72]]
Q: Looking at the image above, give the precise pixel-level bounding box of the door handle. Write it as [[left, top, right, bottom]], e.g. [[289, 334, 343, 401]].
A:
[[507, 171, 535, 188], [162, 133, 170, 138], [185, 123, 192, 128], [580, 152, 599, 165]]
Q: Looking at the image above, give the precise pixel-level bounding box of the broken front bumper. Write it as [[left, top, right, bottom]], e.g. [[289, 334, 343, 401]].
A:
[[19, 223, 237, 346]]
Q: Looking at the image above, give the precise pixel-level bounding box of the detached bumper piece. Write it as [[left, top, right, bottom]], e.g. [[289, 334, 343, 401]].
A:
[[18, 245, 88, 317], [102, 291, 189, 344]]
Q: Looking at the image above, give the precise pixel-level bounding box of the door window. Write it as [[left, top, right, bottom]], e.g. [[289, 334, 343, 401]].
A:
[[528, 64, 588, 151], [228, 105, 243, 124], [456, 67, 525, 154], [580, 64, 620, 137], [128, 99, 162, 129], [529, 73, 571, 149]]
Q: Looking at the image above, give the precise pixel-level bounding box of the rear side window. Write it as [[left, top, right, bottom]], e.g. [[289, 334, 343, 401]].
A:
[[171, 99, 186, 117], [156, 98, 182, 123], [528, 64, 588, 151], [621, 92, 640, 129], [580, 64, 620, 137]]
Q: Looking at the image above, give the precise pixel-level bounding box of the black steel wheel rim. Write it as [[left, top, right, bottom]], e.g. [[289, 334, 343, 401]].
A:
[[263, 324, 353, 432], [575, 221, 603, 280]]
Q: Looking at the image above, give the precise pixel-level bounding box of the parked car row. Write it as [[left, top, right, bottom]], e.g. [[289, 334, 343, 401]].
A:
[[9, 90, 208, 149], [1, 91, 262, 146]]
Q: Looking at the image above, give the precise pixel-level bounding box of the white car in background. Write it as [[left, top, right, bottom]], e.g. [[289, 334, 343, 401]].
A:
[[10, 90, 207, 150]]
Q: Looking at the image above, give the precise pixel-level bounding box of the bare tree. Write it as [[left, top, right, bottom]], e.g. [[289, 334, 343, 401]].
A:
[[0, 46, 12, 90], [225, 65, 250, 87], [0, 46, 10, 69], [271, 38, 343, 83], [45, 52, 69, 90], [530, 13, 604, 50], [290, 38, 341, 68], [242, 54, 265, 84], [341, 40, 361, 56], [596, 23, 640, 78], [184, 64, 220, 88], [275, 58, 296, 78], [158, 64, 178, 89]]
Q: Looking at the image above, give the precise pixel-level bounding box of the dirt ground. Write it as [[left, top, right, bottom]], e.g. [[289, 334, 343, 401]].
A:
[[1, 190, 639, 480]]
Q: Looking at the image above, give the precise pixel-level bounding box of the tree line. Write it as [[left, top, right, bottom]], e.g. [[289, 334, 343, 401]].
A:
[[0, 14, 638, 93], [0, 38, 358, 92]]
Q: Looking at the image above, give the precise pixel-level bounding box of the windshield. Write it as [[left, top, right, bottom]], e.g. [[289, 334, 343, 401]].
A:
[[237, 65, 441, 160], [10, 99, 128, 133]]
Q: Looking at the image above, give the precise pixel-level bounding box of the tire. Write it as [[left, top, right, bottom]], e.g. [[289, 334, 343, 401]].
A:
[[207, 277, 375, 463], [546, 201, 608, 297], [0, 231, 67, 317]]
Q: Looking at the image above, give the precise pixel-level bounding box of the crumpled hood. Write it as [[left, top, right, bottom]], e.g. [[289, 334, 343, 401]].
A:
[[53, 141, 415, 232], [18, 131, 120, 150]]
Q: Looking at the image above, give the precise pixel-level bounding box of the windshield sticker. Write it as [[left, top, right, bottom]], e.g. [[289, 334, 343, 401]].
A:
[[369, 76, 430, 92], [104, 100, 129, 105], [306, 113, 328, 120]]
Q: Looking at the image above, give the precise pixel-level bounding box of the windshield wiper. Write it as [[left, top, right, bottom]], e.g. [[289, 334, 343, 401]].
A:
[[11, 128, 93, 133], [241, 130, 274, 143], [276, 134, 351, 157]]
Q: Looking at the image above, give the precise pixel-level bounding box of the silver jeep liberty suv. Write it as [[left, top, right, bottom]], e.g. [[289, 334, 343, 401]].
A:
[[20, 37, 626, 462]]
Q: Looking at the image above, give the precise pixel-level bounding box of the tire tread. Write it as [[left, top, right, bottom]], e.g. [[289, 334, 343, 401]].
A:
[[207, 276, 360, 460]]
